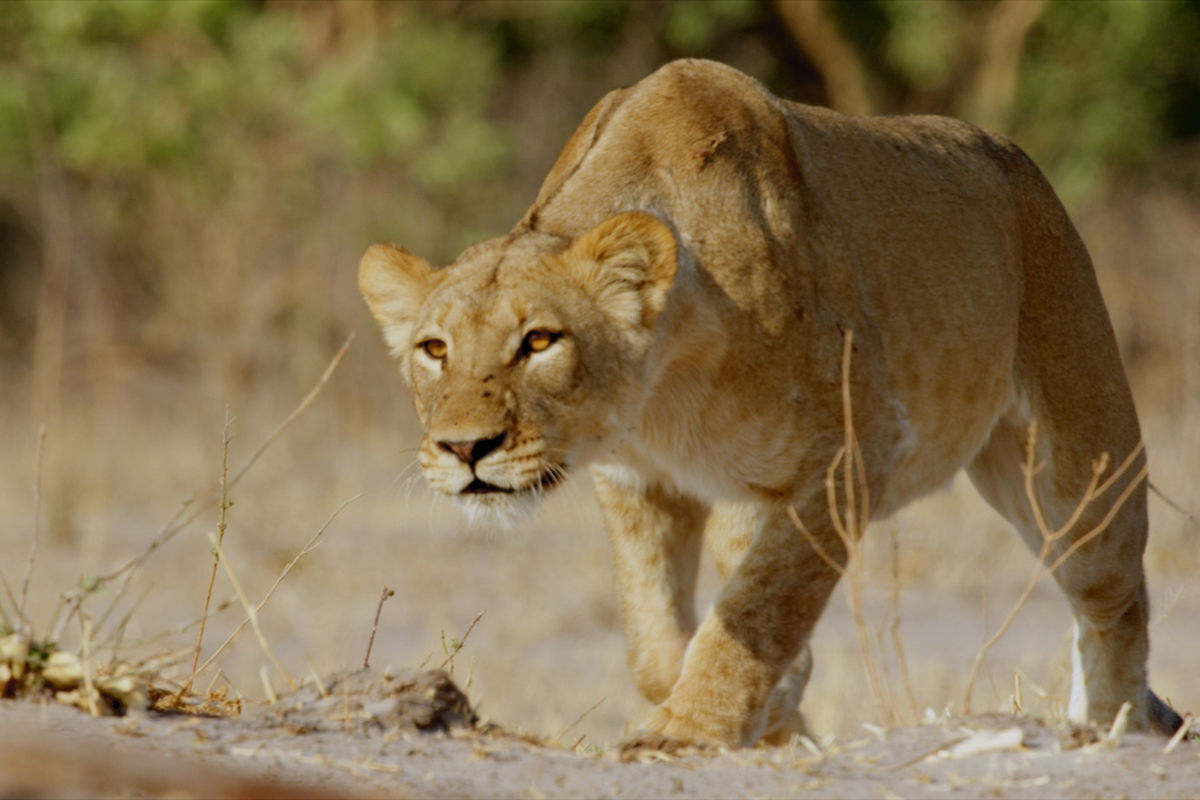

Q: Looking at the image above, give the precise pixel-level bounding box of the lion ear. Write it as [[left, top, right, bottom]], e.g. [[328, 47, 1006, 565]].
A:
[[564, 212, 678, 329], [358, 243, 436, 356]]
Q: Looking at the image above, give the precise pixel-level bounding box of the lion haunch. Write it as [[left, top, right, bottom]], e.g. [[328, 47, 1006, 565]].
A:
[[360, 59, 1182, 747]]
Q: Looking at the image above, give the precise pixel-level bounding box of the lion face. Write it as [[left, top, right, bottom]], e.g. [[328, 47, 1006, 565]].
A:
[[360, 212, 678, 525]]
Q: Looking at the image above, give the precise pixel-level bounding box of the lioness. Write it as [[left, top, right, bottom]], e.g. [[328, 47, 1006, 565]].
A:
[[359, 59, 1182, 747]]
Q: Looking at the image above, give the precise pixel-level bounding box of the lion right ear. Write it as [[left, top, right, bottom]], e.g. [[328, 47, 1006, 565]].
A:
[[358, 243, 435, 357], [563, 211, 679, 330]]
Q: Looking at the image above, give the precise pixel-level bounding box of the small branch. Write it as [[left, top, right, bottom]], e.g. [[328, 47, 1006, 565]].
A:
[[363, 586, 395, 669]]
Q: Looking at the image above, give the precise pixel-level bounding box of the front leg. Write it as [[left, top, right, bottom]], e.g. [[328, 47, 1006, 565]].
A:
[[705, 501, 813, 744], [592, 466, 706, 703], [644, 503, 843, 747]]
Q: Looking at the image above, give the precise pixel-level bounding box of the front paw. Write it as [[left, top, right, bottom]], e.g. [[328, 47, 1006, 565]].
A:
[[617, 729, 706, 762], [622, 703, 743, 753]]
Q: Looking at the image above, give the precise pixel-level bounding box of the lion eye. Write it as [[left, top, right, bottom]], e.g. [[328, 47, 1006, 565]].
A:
[[521, 329, 559, 355], [420, 338, 447, 359]]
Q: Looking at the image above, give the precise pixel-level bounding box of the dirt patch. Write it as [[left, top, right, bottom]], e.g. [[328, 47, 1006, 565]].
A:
[[258, 668, 478, 736], [1, 668, 1196, 799]]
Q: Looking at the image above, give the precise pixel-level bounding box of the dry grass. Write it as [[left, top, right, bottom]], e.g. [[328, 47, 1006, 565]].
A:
[[1, 337, 359, 719]]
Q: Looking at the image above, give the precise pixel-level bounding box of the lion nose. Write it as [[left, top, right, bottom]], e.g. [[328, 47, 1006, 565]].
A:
[[439, 432, 506, 466]]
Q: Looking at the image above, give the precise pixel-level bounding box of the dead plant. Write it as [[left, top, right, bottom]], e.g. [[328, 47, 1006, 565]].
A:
[[1, 334, 354, 717], [962, 420, 1147, 714], [788, 328, 914, 729]]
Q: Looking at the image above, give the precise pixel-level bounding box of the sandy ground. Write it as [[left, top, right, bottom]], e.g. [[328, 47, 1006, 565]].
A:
[[2, 667, 1198, 799]]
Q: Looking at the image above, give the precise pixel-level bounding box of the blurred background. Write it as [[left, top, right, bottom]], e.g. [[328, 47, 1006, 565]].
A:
[[1, 0, 1197, 745]]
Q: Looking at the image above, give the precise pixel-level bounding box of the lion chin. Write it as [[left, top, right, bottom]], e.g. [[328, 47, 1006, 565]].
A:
[[449, 471, 565, 530]]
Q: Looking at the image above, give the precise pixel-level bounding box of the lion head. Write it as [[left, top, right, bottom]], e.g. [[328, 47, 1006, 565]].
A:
[[359, 212, 678, 525]]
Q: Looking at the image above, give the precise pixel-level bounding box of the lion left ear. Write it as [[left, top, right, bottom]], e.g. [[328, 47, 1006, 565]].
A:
[[358, 243, 436, 357], [563, 211, 679, 329]]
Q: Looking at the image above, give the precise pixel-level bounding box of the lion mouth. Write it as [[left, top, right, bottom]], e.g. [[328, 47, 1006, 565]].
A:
[[461, 478, 514, 495], [458, 469, 564, 496]]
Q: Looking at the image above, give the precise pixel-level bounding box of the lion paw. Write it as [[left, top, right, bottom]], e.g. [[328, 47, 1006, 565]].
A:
[[617, 731, 707, 762]]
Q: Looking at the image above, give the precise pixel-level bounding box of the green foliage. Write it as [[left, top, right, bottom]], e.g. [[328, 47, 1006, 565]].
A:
[[663, 0, 758, 54], [299, 18, 510, 183], [1014, 0, 1196, 206], [878, 0, 959, 95], [0, 0, 1196, 385], [830, 0, 1200, 207], [0, 0, 512, 195]]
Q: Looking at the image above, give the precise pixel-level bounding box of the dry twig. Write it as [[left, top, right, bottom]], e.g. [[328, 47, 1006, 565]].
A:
[[555, 696, 606, 744], [190, 494, 359, 685], [789, 329, 902, 728], [363, 586, 395, 669], [208, 531, 296, 692], [1149, 481, 1200, 530], [184, 408, 235, 694], [439, 612, 485, 674]]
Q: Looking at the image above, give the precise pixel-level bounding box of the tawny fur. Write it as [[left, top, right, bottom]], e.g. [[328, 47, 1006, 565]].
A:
[[359, 59, 1181, 747]]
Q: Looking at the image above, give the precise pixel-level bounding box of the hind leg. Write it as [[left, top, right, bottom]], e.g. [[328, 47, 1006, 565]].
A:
[[967, 412, 1182, 734], [705, 501, 813, 745], [974, 150, 1182, 733]]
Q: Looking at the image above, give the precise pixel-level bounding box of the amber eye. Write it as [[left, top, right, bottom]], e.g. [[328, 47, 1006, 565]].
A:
[[420, 338, 447, 359], [521, 329, 559, 355]]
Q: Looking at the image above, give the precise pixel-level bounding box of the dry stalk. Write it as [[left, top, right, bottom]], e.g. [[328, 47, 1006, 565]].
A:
[[790, 329, 899, 728], [49, 334, 354, 640], [306, 659, 329, 698], [208, 531, 296, 692], [184, 408, 234, 693], [190, 494, 359, 684], [439, 611, 485, 674], [363, 586, 395, 669], [1149, 481, 1200, 530], [962, 420, 1147, 713], [0, 575, 17, 630], [1162, 713, 1194, 754], [833, 331, 894, 727], [259, 665, 279, 704], [555, 696, 606, 744], [204, 667, 228, 697]]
